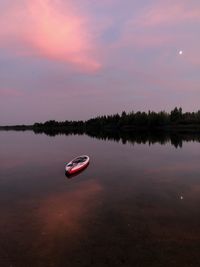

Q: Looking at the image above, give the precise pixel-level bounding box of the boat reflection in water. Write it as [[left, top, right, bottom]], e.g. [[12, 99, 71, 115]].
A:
[[65, 162, 90, 179]]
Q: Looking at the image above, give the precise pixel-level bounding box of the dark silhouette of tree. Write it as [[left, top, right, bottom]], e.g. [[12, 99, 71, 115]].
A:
[[2, 107, 200, 136]]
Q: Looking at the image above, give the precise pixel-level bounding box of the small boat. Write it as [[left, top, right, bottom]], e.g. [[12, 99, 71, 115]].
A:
[[65, 155, 90, 175]]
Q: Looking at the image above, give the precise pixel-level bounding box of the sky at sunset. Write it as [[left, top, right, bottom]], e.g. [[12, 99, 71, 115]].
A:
[[0, 0, 200, 125]]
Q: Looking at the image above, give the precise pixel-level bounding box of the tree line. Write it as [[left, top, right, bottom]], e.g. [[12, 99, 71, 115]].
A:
[[33, 107, 200, 131]]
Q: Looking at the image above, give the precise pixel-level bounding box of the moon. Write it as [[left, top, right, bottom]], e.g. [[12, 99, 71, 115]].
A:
[[179, 50, 183, 55]]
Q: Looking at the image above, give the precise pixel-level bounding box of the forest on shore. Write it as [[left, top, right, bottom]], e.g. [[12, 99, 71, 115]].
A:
[[1, 107, 200, 133]]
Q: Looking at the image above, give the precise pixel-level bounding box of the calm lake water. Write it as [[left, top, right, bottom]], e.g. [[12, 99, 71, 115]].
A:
[[1, 131, 200, 267]]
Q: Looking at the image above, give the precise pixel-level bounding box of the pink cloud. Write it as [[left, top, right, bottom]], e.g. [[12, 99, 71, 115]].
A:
[[0, 0, 100, 72], [116, 0, 200, 51], [134, 1, 200, 28], [0, 88, 23, 97]]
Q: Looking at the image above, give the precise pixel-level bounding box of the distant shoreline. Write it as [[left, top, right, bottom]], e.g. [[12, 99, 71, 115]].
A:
[[1, 107, 200, 134], [1, 124, 200, 132], [1, 123, 200, 149], [0, 107, 200, 133], [1, 107, 200, 149]]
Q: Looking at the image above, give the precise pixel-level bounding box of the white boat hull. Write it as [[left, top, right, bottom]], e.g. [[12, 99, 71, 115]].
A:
[[65, 155, 90, 175]]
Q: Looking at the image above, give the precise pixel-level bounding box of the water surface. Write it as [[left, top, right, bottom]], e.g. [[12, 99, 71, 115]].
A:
[[0, 131, 200, 267]]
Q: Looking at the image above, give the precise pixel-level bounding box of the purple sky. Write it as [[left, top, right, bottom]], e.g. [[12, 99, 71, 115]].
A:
[[0, 0, 200, 125]]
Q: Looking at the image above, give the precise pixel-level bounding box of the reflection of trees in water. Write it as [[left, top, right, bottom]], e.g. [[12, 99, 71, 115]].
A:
[[34, 127, 84, 137], [2, 107, 200, 148], [86, 130, 184, 148], [29, 107, 200, 147], [33, 128, 200, 149]]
